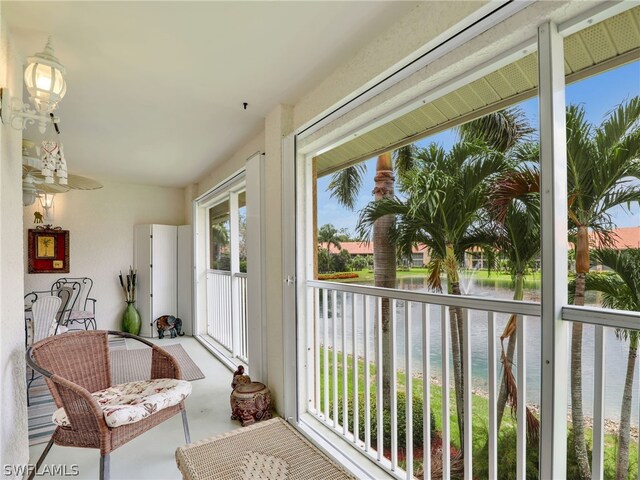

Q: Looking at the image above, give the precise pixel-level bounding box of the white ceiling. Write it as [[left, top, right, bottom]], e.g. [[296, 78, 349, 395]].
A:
[[4, 1, 419, 187]]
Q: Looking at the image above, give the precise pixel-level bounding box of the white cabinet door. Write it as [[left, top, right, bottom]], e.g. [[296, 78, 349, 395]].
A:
[[177, 225, 193, 335], [134, 225, 153, 337], [151, 225, 178, 326]]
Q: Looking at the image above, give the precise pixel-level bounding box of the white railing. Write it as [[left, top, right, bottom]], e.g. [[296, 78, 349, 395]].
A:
[[206, 270, 248, 363], [562, 306, 640, 480], [306, 280, 539, 479], [306, 280, 640, 479], [236, 272, 249, 362]]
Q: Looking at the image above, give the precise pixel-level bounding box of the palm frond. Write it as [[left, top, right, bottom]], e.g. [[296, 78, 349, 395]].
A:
[[458, 107, 534, 152], [393, 144, 418, 177], [327, 163, 367, 210], [489, 165, 540, 222], [595, 96, 640, 155], [426, 258, 443, 292], [355, 196, 407, 242]]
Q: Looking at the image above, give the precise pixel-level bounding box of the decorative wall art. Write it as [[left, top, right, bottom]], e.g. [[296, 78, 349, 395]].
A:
[[28, 227, 69, 273]]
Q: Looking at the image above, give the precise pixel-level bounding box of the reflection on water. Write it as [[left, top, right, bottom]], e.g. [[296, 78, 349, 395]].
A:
[[319, 274, 638, 426]]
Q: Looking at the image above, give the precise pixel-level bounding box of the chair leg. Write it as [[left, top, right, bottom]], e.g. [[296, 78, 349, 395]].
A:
[[100, 454, 110, 480], [27, 437, 54, 480], [181, 409, 191, 444], [26, 368, 35, 407]]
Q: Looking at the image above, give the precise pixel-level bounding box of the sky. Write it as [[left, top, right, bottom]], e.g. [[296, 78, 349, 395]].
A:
[[317, 61, 640, 235]]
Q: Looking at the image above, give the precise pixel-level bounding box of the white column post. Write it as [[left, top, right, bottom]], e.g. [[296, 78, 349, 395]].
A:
[[246, 152, 266, 380], [229, 191, 241, 358], [538, 21, 569, 479]]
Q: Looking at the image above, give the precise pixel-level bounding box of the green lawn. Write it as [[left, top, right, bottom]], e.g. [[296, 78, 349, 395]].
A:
[[318, 348, 638, 479]]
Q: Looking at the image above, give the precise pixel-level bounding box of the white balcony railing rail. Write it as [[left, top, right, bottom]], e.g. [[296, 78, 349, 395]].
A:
[[206, 269, 249, 363], [305, 279, 640, 480], [562, 305, 640, 480]]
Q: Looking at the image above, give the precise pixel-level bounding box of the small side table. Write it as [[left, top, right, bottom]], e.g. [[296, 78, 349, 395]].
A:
[[230, 382, 272, 427]]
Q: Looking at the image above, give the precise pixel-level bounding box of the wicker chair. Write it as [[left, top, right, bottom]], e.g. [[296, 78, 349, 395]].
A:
[[26, 330, 191, 480]]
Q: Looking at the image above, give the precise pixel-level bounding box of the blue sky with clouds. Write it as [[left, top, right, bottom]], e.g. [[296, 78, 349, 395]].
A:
[[317, 61, 640, 235]]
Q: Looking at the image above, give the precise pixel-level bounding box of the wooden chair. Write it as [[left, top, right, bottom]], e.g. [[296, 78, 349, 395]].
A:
[[51, 277, 97, 330], [26, 330, 191, 480]]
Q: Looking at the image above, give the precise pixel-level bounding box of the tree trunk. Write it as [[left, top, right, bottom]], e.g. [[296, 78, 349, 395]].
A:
[[615, 338, 638, 480], [496, 273, 524, 430], [449, 279, 465, 451], [445, 244, 465, 450], [373, 153, 396, 410], [571, 224, 591, 480]]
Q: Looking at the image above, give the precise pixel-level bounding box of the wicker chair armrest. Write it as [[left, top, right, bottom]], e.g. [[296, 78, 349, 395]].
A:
[[150, 346, 182, 380], [50, 374, 106, 422], [26, 347, 107, 432]]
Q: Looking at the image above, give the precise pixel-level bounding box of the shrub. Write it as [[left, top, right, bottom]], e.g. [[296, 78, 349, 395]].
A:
[[333, 390, 436, 451], [332, 249, 353, 272], [215, 254, 231, 271], [351, 255, 369, 271], [318, 248, 332, 273]]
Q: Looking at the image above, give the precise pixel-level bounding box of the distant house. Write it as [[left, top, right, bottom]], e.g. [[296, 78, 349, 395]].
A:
[[319, 242, 429, 267], [321, 227, 640, 270], [590, 226, 640, 249]]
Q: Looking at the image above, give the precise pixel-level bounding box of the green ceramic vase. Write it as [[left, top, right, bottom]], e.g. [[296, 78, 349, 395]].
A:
[[122, 302, 141, 335]]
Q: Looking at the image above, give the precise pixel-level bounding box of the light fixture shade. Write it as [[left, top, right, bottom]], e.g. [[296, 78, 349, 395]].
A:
[[39, 192, 55, 209], [24, 37, 66, 114]]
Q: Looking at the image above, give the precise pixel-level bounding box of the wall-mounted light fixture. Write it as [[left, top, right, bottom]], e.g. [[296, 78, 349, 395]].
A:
[[39, 192, 56, 221], [0, 36, 66, 133]]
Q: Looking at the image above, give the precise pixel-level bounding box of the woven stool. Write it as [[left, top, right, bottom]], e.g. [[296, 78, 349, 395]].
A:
[[230, 382, 272, 427]]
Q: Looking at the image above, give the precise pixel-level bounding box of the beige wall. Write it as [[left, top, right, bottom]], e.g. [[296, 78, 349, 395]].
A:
[[23, 181, 185, 332], [196, 132, 264, 198], [0, 8, 29, 476]]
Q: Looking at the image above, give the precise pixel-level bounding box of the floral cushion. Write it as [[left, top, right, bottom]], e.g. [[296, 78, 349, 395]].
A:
[[52, 378, 191, 428]]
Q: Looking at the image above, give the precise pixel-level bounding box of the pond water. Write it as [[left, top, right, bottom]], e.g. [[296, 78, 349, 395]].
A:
[[319, 275, 639, 426]]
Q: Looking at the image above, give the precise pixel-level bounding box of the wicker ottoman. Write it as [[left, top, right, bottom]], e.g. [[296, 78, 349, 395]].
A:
[[230, 381, 272, 427], [175, 418, 354, 480]]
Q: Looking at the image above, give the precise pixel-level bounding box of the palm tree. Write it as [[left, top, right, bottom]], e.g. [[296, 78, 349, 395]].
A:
[[459, 108, 539, 435], [317, 223, 343, 252], [357, 140, 509, 449], [488, 160, 541, 435], [327, 148, 414, 408], [571, 248, 640, 480], [565, 98, 640, 479]]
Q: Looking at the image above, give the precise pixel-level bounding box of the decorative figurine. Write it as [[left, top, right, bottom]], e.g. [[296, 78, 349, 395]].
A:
[[155, 315, 184, 339], [231, 365, 251, 389], [34, 212, 44, 224]]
